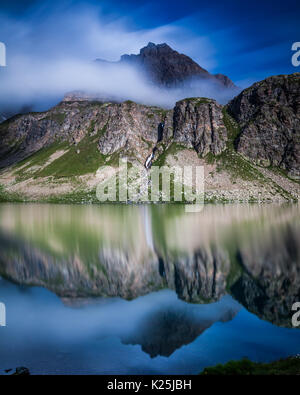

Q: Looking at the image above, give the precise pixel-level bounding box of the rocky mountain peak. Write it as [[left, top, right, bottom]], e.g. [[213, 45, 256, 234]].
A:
[[140, 42, 173, 54], [120, 42, 236, 89]]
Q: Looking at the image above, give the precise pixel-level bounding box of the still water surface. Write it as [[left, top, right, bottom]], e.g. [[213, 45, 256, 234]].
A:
[[0, 203, 299, 374]]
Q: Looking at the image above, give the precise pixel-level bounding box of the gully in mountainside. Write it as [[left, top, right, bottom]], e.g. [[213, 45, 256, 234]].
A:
[[145, 122, 165, 170]]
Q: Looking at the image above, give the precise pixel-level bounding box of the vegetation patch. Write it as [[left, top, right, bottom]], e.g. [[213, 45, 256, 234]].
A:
[[43, 112, 66, 125], [13, 141, 69, 176], [0, 184, 27, 203], [200, 357, 300, 375], [181, 97, 213, 105], [154, 108, 168, 120], [222, 107, 241, 148], [153, 143, 187, 167], [44, 188, 99, 204], [36, 128, 107, 178]]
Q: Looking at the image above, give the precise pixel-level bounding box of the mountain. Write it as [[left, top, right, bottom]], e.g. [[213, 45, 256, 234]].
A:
[[67, 42, 238, 105], [228, 73, 300, 179], [0, 73, 299, 203], [115, 42, 236, 89], [0, 43, 238, 122]]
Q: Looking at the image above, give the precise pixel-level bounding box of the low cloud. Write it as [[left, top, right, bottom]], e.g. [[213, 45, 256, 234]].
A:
[[0, 1, 238, 117]]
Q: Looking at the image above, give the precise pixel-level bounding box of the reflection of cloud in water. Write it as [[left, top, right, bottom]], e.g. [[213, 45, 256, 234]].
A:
[[121, 295, 240, 357], [0, 279, 240, 363]]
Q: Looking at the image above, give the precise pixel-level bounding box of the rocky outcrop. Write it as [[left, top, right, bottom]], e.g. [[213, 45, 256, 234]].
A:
[[173, 98, 228, 156], [97, 101, 173, 163], [228, 73, 300, 179]]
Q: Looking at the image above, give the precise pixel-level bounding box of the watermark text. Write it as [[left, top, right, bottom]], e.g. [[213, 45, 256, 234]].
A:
[[0, 42, 6, 67], [96, 159, 204, 213], [292, 42, 300, 67], [0, 302, 6, 327], [292, 302, 300, 327]]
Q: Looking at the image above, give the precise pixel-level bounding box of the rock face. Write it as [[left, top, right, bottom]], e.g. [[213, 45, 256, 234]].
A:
[[228, 73, 300, 179], [214, 73, 236, 89], [97, 101, 173, 163], [0, 101, 98, 168], [0, 100, 173, 168], [119, 42, 236, 89], [173, 98, 228, 156], [0, 97, 229, 169], [0, 115, 57, 168]]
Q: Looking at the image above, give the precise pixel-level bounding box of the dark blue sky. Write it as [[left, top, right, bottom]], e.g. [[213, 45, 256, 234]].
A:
[[1, 0, 300, 85]]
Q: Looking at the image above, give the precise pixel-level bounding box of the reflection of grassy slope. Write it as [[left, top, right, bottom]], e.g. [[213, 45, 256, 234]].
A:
[[11, 215, 103, 262], [151, 204, 188, 257], [201, 357, 300, 375], [0, 205, 147, 285], [5, 204, 140, 261]]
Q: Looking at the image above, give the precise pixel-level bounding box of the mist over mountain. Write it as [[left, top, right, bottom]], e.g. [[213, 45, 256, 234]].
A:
[[64, 42, 239, 106], [0, 2, 241, 119], [0, 42, 239, 120]]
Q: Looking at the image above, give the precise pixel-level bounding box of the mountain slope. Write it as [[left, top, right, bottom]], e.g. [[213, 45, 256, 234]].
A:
[[118, 42, 236, 89], [0, 74, 299, 203], [228, 73, 300, 180]]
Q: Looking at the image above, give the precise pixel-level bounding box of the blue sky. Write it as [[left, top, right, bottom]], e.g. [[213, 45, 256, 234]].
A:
[[0, 0, 299, 111], [1, 0, 299, 84]]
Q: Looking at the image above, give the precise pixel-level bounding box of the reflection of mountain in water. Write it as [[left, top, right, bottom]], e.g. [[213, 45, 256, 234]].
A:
[[0, 233, 229, 303], [231, 224, 300, 327], [0, 204, 299, 328], [122, 304, 238, 358]]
